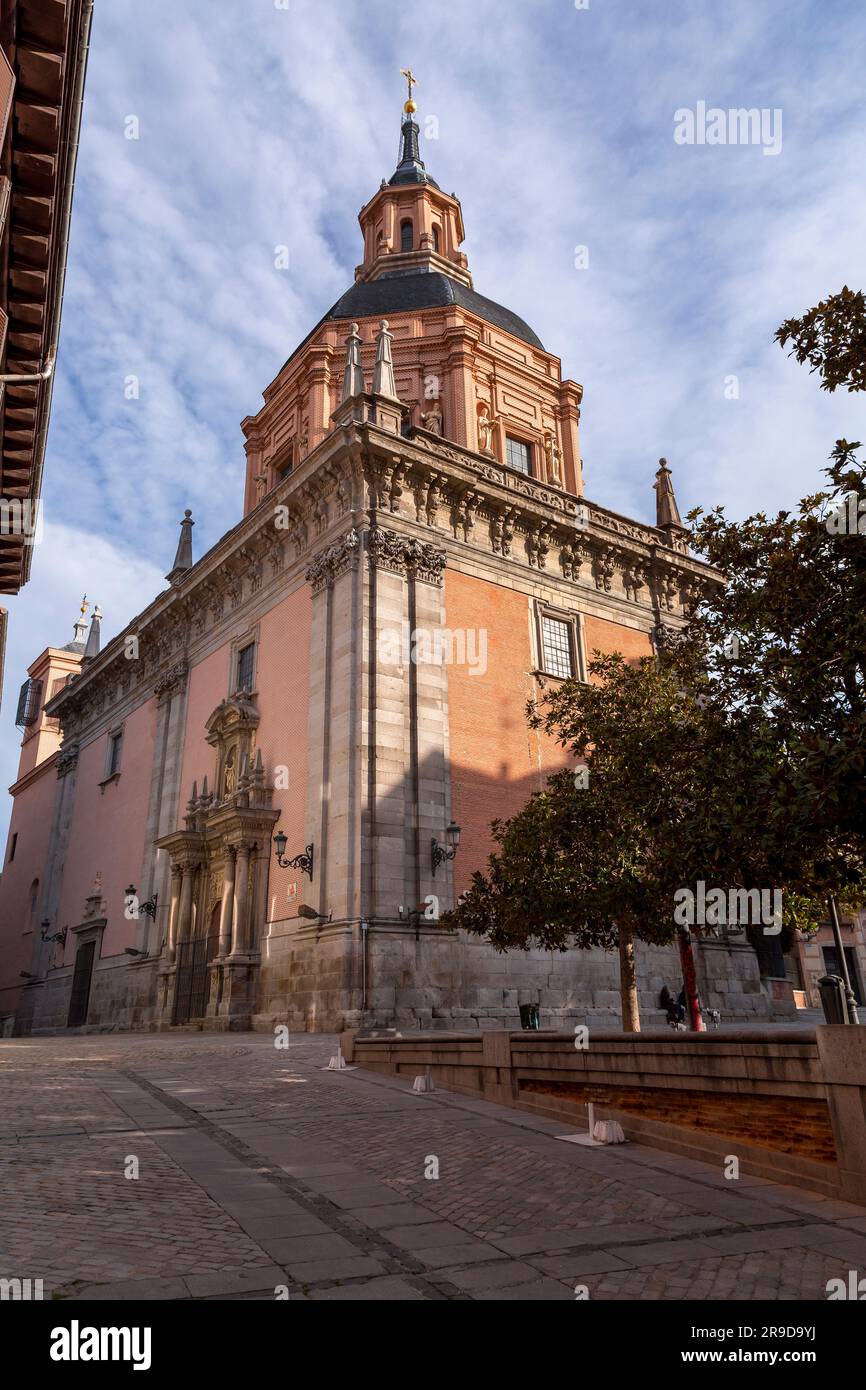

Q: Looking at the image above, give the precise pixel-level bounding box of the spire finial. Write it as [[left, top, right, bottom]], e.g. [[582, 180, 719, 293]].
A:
[[654, 457, 684, 530], [372, 320, 399, 400], [400, 67, 418, 114], [83, 604, 102, 662], [72, 594, 89, 644], [341, 322, 365, 402], [389, 73, 438, 189], [167, 508, 195, 585]]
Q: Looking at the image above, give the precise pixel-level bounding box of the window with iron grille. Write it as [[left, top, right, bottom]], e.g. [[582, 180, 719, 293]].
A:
[[237, 642, 255, 692], [15, 677, 42, 728], [505, 436, 532, 475], [540, 616, 574, 679]]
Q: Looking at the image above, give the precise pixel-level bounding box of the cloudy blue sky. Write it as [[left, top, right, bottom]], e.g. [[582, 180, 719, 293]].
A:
[[2, 0, 865, 841]]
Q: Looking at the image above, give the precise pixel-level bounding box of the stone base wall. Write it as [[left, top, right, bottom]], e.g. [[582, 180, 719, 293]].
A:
[[250, 920, 784, 1034], [16, 957, 160, 1035], [13, 919, 789, 1036]]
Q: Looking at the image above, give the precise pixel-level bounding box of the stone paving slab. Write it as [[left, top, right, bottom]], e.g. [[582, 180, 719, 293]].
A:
[[382, 1221, 479, 1249], [530, 1250, 633, 1278], [473, 1278, 575, 1300], [284, 1255, 388, 1283], [1, 1031, 865, 1301], [308, 1276, 427, 1300]]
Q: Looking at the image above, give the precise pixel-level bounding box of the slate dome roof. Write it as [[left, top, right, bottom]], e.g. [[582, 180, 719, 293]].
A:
[[326, 271, 544, 352]]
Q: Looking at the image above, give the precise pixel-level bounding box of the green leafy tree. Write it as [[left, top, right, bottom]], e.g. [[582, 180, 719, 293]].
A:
[[776, 285, 866, 394], [446, 289, 866, 1029], [444, 651, 769, 1031], [686, 286, 866, 901]]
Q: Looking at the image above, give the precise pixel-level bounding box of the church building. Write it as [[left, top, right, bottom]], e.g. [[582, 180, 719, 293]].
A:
[[0, 87, 778, 1035]]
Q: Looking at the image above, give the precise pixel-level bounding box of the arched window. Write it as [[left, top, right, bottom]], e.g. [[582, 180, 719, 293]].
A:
[[400, 219, 413, 253], [432, 225, 441, 254]]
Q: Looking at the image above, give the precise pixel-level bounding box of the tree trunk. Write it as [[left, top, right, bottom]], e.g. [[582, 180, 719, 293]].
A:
[[677, 927, 705, 1032], [617, 921, 641, 1033]]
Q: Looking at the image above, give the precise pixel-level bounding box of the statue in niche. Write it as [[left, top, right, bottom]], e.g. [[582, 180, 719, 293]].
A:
[[421, 403, 443, 436], [477, 407, 499, 457], [544, 432, 563, 486], [223, 745, 237, 797]]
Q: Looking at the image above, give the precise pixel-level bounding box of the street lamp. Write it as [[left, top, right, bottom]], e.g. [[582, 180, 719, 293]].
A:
[[126, 885, 159, 920], [40, 919, 67, 947], [297, 904, 332, 922], [431, 821, 461, 876], [273, 831, 314, 880]]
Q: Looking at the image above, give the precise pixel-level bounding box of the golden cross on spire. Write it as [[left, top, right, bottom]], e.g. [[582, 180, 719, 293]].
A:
[[400, 67, 418, 113]]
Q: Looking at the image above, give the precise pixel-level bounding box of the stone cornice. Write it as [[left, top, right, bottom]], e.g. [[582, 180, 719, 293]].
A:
[[8, 749, 59, 798], [45, 417, 719, 747]]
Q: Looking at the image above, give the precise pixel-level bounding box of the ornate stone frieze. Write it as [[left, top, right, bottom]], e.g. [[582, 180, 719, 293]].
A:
[[490, 506, 516, 557], [653, 566, 681, 613], [305, 529, 361, 594], [154, 659, 189, 705], [366, 529, 446, 586], [450, 488, 479, 543], [55, 743, 79, 778], [405, 536, 447, 585], [526, 524, 552, 570], [621, 557, 648, 603], [559, 539, 585, 582], [653, 620, 689, 654], [425, 473, 444, 528], [592, 547, 616, 593]]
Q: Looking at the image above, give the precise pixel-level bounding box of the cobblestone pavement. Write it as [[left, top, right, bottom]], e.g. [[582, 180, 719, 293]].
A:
[[1, 1032, 865, 1301]]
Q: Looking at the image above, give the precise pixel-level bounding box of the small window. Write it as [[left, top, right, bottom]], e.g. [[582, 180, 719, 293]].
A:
[[237, 642, 255, 693], [107, 730, 123, 777], [432, 225, 441, 253], [400, 219, 413, 252], [505, 436, 532, 476], [9, 832, 17, 864], [540, 615, 575, 680]]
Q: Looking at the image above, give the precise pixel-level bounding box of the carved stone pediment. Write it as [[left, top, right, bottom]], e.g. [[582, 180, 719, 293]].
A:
[[204, 693, 260, 746], [205, 693, 261, 804]]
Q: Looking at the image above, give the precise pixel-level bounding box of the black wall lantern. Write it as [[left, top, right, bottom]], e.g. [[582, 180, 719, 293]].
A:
[[273, 831, 314, 880], [40, 919, 67, 947], [126, 885, 159, 921], [431, 821, 461, 876]]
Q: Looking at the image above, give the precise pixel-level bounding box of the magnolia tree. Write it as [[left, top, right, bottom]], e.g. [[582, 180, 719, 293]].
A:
[[444, 289, 866, 1031], [443, 650, 767, 1031]]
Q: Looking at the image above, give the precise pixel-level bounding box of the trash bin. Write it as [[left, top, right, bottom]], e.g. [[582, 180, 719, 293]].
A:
[[817, 975, 850, 1025], [519, 1003, 540, 1030]]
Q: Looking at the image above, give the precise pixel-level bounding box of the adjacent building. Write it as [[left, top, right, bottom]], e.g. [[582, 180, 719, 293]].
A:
[[0, 0, 92, 694]]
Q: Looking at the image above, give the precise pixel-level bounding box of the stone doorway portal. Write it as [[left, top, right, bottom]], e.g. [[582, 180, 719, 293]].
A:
[[173, 931, 219, 1025], [67, 940, 96, 1027]]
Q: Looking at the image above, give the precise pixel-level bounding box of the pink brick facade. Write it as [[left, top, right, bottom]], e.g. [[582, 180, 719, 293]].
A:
[[0, 108, 776, 1035]]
